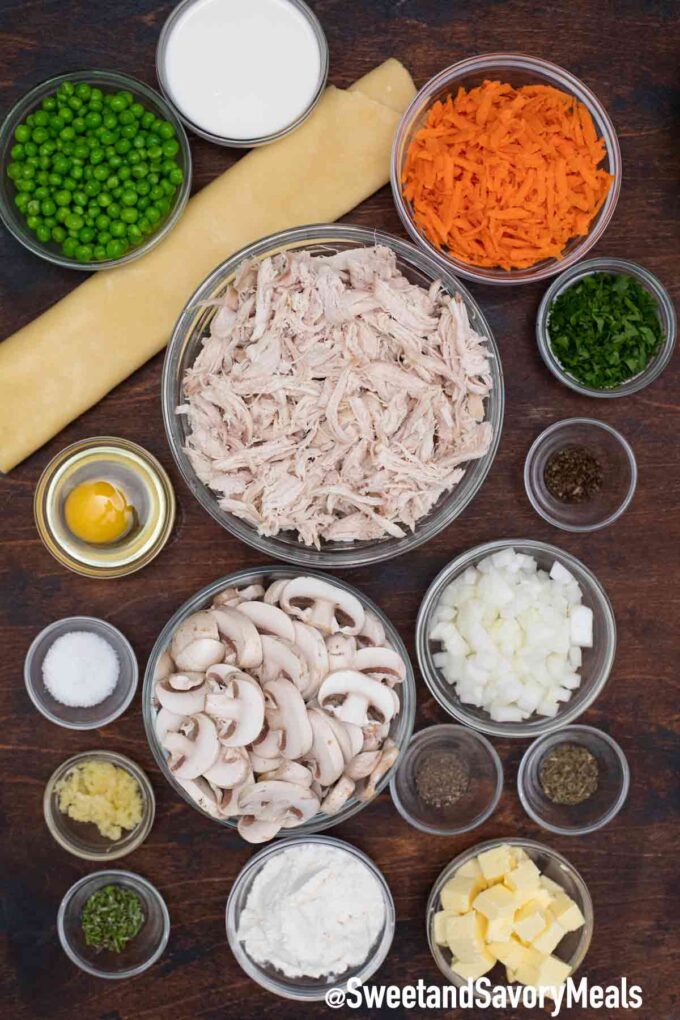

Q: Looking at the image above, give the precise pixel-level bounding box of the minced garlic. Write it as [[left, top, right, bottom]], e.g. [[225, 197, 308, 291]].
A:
[[56, 760, 143, 841]]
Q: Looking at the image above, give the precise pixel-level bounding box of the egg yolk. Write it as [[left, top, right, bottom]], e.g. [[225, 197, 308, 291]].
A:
[[64, 480, 134, 545]]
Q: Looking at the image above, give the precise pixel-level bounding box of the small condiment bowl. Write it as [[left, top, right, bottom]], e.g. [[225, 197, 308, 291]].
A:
[[517, 725, 630, 836], [416, 539, 617, 739], [44, 750, 155, 861], [524, 418, 637, 532], [427, 838, 593, 988], [389, 724, 503, 836], [537, 257, 676, 396], [25, 616, 138, 730], [226, 835, 395, 1001], [58, 869, 170, 979]]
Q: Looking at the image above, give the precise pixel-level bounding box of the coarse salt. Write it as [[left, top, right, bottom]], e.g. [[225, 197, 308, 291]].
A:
[[42, 630, 119, 708]]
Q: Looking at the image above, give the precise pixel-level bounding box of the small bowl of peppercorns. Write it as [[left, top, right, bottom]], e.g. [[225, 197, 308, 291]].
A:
[[517, 724, 630, 836], [524, 418, 637, 532], [389, 724, 504, 836]]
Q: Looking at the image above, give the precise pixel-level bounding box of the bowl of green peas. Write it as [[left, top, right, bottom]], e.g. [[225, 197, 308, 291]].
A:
[[0, 69, 191, 269]]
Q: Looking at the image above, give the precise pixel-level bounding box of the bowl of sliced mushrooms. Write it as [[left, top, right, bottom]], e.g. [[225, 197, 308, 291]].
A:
[[143, 568, 416, 842]]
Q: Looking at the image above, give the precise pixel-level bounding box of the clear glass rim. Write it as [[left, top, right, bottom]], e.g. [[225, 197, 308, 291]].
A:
[[225, 834, 396, 1000], [24, 616, 139, 730], [143, 566, 416, 832], [524, 417, 638, 532], [57, 868, 170, 978], [517, 724, 630, 836], [44, 749, 156, 860], [161, 222, 504, 568], [415, 538, 617, 738], [389, 723, 503, 835], [426, 836, 594, 986], [537, 257, 677, 396], [0, 69, 192, 270], [390, 52, 622, 286], [155, 0, 329, 147]]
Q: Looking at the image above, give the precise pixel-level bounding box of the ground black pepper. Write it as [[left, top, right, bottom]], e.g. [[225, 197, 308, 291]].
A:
[[415, 749, 469, 809], [544, 445, 603, 503], [539, 744, 599, 805]]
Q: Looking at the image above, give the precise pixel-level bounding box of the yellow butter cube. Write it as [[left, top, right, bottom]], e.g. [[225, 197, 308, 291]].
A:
[[532, 918, 566, 955], [513, 901, 549, 943], [536, 954, 571, 989], [451, 949, 496, 981], [515, 962, 540, 987], [550, 893, 585, 933], [433, 910, 455, 946], [504, 859, 541, 895], [540, 875, 564, 898], [441, 873, 484, 914], [486, 914, 514, 942], [473, 883, 517, 920], [506, 967, 518, 983], [487, 939, 526, 970], [477, 844, 514, 883], [457, 857, 487, 886], [446, 911, 486, 962], [513, 884, 552, 910], [510, 846, 530, 865]]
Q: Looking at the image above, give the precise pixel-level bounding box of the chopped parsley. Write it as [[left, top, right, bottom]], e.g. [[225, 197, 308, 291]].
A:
[[81, 884, 144, 953]]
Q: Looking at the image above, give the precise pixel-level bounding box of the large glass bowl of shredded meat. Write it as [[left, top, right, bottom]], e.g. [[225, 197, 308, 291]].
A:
[[162, 224, 504, 567]]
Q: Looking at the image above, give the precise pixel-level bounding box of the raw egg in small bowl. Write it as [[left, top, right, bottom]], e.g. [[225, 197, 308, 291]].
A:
[[34, 437, 175, 579]]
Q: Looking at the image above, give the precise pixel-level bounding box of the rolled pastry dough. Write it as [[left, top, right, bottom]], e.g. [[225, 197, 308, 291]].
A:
[[0, 59, 415, 472]]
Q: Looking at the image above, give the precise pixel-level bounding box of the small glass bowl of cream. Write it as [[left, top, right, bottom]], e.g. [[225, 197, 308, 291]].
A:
[[34, 437, 175, 578], [156, 0, 329, 146]]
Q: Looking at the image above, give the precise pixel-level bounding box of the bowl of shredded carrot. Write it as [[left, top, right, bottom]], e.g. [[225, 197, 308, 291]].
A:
[[392, 54, 621, 285]]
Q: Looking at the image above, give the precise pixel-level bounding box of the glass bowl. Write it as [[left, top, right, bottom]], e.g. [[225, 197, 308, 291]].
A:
[[44, 750, 155, 861], [518, 725, 629, 836], [143, 566, 416, 834], [524, 418, 637, 532], [391, 53, 621, 286], [161, 223, 504, 568], [156, 0, 329, 147], [389, 724, 503, 835], [416, 539, 617, 739], [25, 616, 138, 729], [427, 837, 593, 988], [0, 69, 191, 270], [58, 869, 170, 978], [226, 835, 395, 1000], [537, 257, 676, 396]]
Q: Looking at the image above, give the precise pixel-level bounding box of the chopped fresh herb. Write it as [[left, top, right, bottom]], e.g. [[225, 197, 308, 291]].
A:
[[548, 272, 664, 389], [81, 884, 144, 953]]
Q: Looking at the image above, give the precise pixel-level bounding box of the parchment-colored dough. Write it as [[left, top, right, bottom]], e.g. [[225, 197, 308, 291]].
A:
[[0, 60, 415, 472]]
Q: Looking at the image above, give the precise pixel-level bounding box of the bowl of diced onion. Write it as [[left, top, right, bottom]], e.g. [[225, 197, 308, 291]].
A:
[[416, 540, 616, 739]]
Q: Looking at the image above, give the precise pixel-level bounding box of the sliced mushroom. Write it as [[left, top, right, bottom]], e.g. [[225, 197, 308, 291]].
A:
[[353, 646, 406, 685], [321, 775, 355, 815], [357, 609, 386, 648], [212, 587, 243, 608], [237, 584, 266, 601], [205, 672, 265, 747], [153, 649, 174, 683], [237, 816, 283, 843], [176, 776, 222, 819], [306, 707, 345, 787], [325, 633, 357, 671], [251, 722, 284, 759], [163, 713, 220, 780], [325, 712, 364, 763], [259, 634, 309, 693], [249, 749, 284, 773], [344, 750, 381, 780], [171, 611, 225, 672], [204, 745, 251, 788], [292, 621, 329, 699], [362, 719, 390, 751], [280, 577, 365, 635], [209, 606, 263, 669], [235, 601, 295, 642], [155, 706, 184, 743], [156, 673, 206, 715], [318, 670, 398, 728], [238, 780, 319, 827], [217, 773, 255, 816], [263, 677, 313, 761], [261, 761, 313, 787], [358, 739, 399, 801], [263, 578, 289, 605]]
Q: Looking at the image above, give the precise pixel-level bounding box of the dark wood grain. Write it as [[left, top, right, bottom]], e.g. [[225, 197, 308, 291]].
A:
[[0, 1, 678, 1018]]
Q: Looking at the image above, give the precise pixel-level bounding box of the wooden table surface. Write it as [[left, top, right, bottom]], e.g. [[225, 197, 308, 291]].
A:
[[1, 1, 678, 1018]]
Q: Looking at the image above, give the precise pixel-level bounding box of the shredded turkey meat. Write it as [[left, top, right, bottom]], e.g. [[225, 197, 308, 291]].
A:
[[178, 245, 494, 547]]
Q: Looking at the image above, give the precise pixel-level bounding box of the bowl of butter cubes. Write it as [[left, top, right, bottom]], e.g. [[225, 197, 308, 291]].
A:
[[427, 839, 593, 992]]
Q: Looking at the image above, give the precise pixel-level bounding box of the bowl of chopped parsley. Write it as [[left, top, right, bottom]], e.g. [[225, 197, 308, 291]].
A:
[[537, 258, 675, 397]]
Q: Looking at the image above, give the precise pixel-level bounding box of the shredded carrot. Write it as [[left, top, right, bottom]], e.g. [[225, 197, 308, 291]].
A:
[[402, 80, 613, 271]]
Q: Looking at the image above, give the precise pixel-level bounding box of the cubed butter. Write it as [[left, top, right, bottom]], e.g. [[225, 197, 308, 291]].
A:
[[457, 857, 487, 887], [540, 875, 564, 898], [477, 844, 514, 883], [550, 893, 585, 933], [515, 961, 540, 987], [487, 939, 527, 970], [536, 954, 572, 989], [504, 859, 542, 895], [446, 911, 486, 962], [441, 873, 484, 914], [486, 914, 515, 942], [451, 949, 496, 981], [513, 884, 552, 910], [433, 910, 454, 946], [473, 883, 517, 920], [513, 901, 549, 943], [532, 918, 566, 955]]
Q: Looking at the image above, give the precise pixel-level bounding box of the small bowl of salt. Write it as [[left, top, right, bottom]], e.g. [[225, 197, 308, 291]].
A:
[[25, 616, 138, 729]]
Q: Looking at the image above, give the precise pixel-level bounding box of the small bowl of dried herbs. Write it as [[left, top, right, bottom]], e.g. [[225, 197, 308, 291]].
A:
[[537, 257, 675, 397], [57, 869, 170, 978], [389, 724, 503, 835], [517, 725, 629, 836], [524, 418, 637, 532]]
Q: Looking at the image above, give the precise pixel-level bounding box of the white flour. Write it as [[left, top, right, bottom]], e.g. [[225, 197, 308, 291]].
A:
[[237, 844, 386, 978]]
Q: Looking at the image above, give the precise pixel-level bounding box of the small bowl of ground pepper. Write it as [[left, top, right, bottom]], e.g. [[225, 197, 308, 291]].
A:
[[524, 418, 637, 532], [58, 869, 170, 978], [517, 725, 629, 836], [389, 724, 503, 835], [537, 258, 675, 397]]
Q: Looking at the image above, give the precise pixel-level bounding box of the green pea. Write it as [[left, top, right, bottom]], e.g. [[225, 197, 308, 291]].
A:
[[146, 204, 161, 224], [95, 213, 110, 230], [58, 81, 75, 98], [137, 216, 150, 234], [157, 197, 170, 214], [137, 196, 150, 211], [132, 134, 146, 150], [26, 113, 36, 126], [70, 164, 84, 180], [161, 179, 176, 196], [115, 138, 131, 155], [141, 111, 155, 129], [65, 212, 83, 230], [127, 150, 140, 165], [118, 110, 135, 126], [148, 172, 160, 185], [110, 95, 127, 113], [84, 180, 100, 197], [130, 102, 144, 120], [39, 140, 56, 155], [53, 154, 70, 174], [11, 143, 25, 160], [59, 106, 74, 123], [110, 219, 126, 237], [105, 175, 119, 190], [26, 199, 41, 215], [36, 224, 51, 243], [74, 143, 89, 160], [97, 191, 111, 207], [85, 111, 101, 129], [26, 214, 41, 231], [75, 82, 91, 100], [24, 141, 38, 156], [130, 163, 148, 179], [108, 154, 123, 170], [40, 198, 56, 216], [100, 130, 117, 146], [51, 224, 67, 243], [56, 206, 70, 223], [135, 179, 150, 196], [44, 215, 56, 229], [127, 223, 142, 243], [90, 87, 104, 104], [107, 202, 120, 219], [68, 95, 83, 111], [93, 244, 107, 260], [158, 120, 176, 140], [14, 193, 30, 211], [120, 206, 138, 223], [15, 124, 31, 143], [16, 180, 35, 193], [106, 238, 125, 258], [42, 96, 57, 111], [49, 115, 65, 133], [75, 243, 93, 262], [90, 149, 105, 165], [98, 230, 111, 244], [60, 126, 76, 142], [93, 164, 108, 181], [72, 117, 86, 134], [117, 165, 131, 182], [31, 126, 49, 144], [38, 159, 50, 173], [121, 123, 138, 140], [62, 236, 78, 257], [147, 144, 162, 162], [7, 162, 22, 180], [121, 189, 138, 206], [78, 226, 95, 243], [72, 189, 87, 207], [21, 164, 36, 179]]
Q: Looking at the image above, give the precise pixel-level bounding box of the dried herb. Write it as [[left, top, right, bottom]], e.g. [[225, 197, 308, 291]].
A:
[[415, 749, 469, 809], [539, 744, 599, 805], [548, 272, 664, 389], [81, 884, 144, 953], [544, 445, 603, 503]]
